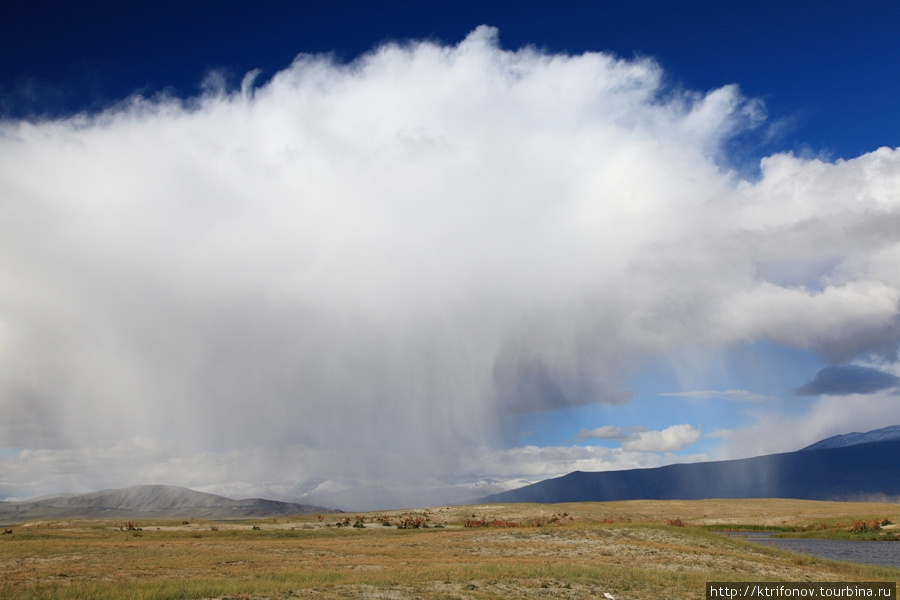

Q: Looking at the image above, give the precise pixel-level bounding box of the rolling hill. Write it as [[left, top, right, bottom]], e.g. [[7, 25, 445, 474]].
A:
[[0, 485, 339, 523]]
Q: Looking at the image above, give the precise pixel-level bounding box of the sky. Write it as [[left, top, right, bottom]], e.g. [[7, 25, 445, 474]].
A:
[[1, 1, 899, 510]]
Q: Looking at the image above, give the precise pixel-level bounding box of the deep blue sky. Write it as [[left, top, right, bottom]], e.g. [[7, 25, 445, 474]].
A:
[[3, 0, 899, 159]]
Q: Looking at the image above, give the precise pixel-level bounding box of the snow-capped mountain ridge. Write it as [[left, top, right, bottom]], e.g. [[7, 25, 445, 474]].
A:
[[801, 424, 900, 451]]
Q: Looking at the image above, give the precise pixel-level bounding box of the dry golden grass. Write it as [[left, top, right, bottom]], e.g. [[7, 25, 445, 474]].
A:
[[1, 499, 898, 599]]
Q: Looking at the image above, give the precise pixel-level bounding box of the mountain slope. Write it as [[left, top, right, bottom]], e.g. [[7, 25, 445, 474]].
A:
[[480, 439, 900, 504], [801, 424, 900, 451], [0, 485, 340, 523]]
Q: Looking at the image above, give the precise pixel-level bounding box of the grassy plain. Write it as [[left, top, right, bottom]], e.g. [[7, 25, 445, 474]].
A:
[[2, 499, 899, 599]]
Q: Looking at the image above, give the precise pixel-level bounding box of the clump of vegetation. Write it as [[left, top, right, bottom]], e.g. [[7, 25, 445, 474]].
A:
[[600, 516, 630, 524], [848, 519, 882, 533], [374, 515, 393, 527], [465, 518, 520, 528], [666, 518, 685, 527], [530, 516, 558, 527], [396, 516, 426, 529], [353, 515, 366, 529], [465, 515, 567, 528]]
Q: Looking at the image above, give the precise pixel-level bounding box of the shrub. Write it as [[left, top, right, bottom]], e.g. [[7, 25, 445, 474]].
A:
[[465, 519, 520, 528], [335, 517, 352, 527], [396, 517, 425, 529], [848, 520, 881, 533]]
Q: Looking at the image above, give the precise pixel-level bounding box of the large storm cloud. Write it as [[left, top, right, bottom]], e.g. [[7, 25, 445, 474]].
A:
[[1, 27, 898, 503]]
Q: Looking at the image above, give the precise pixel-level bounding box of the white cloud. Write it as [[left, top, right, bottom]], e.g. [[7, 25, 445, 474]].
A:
[[0, 26, 898, 502], [575, 424, 703, 453], [713, 281, 900, 362], [620, 424, 702, 453]]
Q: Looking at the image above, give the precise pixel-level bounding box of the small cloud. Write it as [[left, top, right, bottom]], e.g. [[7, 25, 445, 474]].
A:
[[577, 424, 701, 453], [794, 365, 900, 396], [621, 424, 702, 452], [575, 425, 630, 441], [705, 428, 734, 440], [659, 390, 776, 402]]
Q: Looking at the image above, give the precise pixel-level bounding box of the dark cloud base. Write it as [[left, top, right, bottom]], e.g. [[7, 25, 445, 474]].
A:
[[794, 365, 900, 397]]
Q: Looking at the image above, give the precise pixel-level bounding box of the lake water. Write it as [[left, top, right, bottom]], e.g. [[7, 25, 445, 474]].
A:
[[724, 532, 900, 569]]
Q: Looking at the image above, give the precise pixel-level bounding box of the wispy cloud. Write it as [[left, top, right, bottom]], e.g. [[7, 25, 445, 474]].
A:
[[659, 390, 776, 402], [712, 390, 900, 459], [575, 425, 633, 441], [0, 26, 898, 503]]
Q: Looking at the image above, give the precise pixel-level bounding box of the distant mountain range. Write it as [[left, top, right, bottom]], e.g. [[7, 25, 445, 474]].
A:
[[480, 425, 900, 504], [0, 485, 340, 523], [5, 426, 899, 522], [195, 476, 532, 512]]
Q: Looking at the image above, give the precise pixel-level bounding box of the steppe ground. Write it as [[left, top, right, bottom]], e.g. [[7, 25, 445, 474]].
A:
[[2, 499, 899, 600]]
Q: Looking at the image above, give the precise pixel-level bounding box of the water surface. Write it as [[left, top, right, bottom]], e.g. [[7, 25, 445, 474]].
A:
[[724, 532, 900, 569]]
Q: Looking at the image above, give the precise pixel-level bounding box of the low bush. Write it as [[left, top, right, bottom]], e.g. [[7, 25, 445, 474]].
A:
[[848, 519, 882, 533]]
